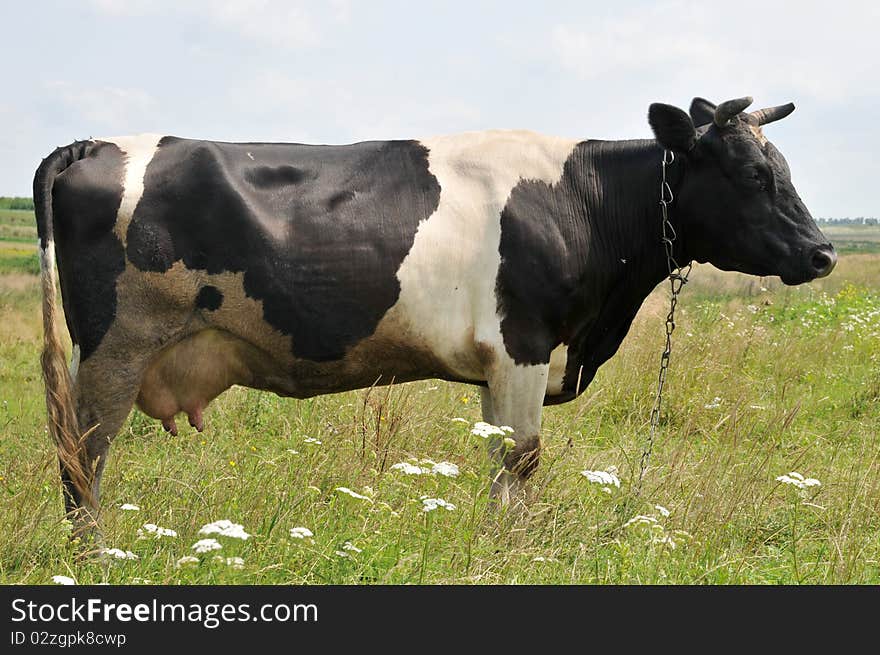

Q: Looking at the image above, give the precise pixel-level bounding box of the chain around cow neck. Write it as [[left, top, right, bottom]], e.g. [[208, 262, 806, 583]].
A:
[[636, 149, 692, 494]]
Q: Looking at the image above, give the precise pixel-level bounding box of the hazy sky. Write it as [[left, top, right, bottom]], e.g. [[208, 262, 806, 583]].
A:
[[2, 1, 877, 217]]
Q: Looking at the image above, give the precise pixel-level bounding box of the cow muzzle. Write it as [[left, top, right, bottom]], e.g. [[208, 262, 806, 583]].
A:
[[809, 245, 837, 279]]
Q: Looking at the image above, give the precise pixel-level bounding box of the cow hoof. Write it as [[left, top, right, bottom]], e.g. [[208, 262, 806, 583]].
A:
[[490, 470, 525, 506]]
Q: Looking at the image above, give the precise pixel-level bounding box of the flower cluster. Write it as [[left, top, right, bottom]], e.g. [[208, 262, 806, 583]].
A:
[[390, 460, 460, 477], [138, 523, 177, 538], [334, 487, 372, 502], [101, 547, 138, 560], [289, 526, 314, 540], [191, 538, 223, 553], [580, 468, 621, 490], [470, 422, 514, 439], [776, 471, 821, 490], [198, 519, 251, 540], [623, 506, 687, 551], [421, 496, 456, 512]]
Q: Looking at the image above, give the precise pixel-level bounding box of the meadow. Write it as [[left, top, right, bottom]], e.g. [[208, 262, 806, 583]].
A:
[[0, 209, 878, 584]]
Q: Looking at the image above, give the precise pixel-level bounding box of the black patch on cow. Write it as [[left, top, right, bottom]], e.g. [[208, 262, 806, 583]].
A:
[[495, 144, 589, 365], [127, 137, 441, 361], [245, 164, 310, 187], [51, 141, 126, 361], [495, 140, 673, 403], [195, 285, 223, 311]]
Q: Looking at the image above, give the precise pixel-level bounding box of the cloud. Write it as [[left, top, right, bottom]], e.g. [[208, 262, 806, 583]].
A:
[[88, 0, 338, 49], [549, 0, 879, 104], [45, 82, 158, 134], [225, 70, 482, 143]]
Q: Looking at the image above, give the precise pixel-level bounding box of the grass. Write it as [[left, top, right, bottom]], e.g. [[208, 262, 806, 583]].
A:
[[0, 250, 878, 585]]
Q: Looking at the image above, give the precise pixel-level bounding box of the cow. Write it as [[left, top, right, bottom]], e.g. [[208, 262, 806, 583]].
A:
[[34, 96, 835, 538]]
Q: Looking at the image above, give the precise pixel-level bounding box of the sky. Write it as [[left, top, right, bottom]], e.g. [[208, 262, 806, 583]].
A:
[[1, 0, 877, 217]]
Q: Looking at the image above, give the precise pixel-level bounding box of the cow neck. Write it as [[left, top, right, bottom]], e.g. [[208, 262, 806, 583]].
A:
[[558, 139, 689, 398]]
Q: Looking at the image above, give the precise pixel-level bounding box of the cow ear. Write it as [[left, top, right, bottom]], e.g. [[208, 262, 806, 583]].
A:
[[689, 97, 716, 127], [648, 103, 697, 153]]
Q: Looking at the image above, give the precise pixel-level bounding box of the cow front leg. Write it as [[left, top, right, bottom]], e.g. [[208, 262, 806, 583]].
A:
[[483, 361, 549, 504]]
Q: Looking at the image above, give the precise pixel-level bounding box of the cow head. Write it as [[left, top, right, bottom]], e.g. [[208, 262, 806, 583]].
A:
[[647, 96, 836, 285]]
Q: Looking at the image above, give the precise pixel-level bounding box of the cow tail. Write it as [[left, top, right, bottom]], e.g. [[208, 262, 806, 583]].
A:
[[33, 142, 94, 505]]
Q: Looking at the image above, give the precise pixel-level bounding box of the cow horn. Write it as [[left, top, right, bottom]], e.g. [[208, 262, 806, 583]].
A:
[[749, 103, 796, 126], [714, 96, 754, 127]]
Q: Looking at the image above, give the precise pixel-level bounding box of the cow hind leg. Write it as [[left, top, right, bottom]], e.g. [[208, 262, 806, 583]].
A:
[[62, 354, 143, 545], [483, 361, 549, 504]]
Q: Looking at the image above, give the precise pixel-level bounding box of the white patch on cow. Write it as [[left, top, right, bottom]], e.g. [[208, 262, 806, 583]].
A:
[[546, 343, 568, 396], [69, 344, 81, 382], [39, 238, 55, 272], [390, 130, 578, 382], [96, 133, 164, 243]]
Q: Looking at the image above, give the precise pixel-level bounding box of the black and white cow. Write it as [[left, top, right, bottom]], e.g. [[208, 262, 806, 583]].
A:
[[34, 96, 835, 535]]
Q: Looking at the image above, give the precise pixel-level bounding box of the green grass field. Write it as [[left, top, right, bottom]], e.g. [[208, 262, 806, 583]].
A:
[[0, 211, 878, 584]]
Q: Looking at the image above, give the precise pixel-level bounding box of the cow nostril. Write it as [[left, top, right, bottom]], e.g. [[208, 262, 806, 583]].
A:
[[810, 248, 837, 277]]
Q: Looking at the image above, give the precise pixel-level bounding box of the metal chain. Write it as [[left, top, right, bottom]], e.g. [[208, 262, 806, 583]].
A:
[[636, 149, 692, 493]]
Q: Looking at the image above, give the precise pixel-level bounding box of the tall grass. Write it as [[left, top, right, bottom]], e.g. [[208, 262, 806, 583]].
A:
[[0, 256, 877, 584]]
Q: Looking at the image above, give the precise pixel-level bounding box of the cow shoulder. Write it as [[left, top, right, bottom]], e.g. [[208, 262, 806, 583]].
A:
[[390, 130, 579, 380]]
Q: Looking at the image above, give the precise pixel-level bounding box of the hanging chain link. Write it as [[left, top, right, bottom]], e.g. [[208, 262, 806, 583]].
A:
[[636, 150, 692, 493]]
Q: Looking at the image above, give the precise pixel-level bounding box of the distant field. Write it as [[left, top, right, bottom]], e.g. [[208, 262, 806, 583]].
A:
[[820, 224, 880, 254], [0, 209, 37, 244]]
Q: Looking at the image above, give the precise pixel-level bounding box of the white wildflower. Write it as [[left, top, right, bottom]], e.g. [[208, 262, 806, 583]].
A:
[[198, 519, 251, 540], [580, 469, 621, 488], [776, 472, 821, 489], [652, 534, 677, 549], [470, 422, 515, 439], [303, 437, 322, 445], [390, 462, 427, 475], [52, 575, 76, 585], [341, 541, 362, 553], [214, 556, 245, 569], [119, 503, 140, 511], [704, 397, 722, 409], [431, 461, 460, 477], [623, 515, 659, 528], [421, 496, 456, 512], [289, 526, 314, 540], [138, 523, 177, 538], [192, 538, 222, 553], [334, 487, 373, 502], [655, 504, 671, 518], [176, 555, 200, 568], [101, 547, 139, 560]]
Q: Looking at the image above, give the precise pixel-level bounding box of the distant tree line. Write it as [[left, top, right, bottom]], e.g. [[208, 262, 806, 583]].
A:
[[816, 217, 878, 225], [0, 197, 34, 210]]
